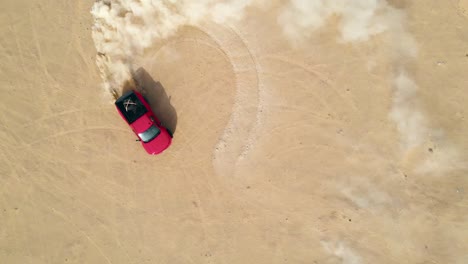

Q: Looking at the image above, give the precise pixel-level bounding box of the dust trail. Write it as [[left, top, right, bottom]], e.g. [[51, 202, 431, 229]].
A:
[[340, 178, 392, 209], [278, 0, 416, 49], [91, 0, 463, 173], [277, 1, 420, 145], [389, 71, 428, 149], [277, 0, 466, 173], [321, 241, 363, 264], [90, 0, 258, 99]]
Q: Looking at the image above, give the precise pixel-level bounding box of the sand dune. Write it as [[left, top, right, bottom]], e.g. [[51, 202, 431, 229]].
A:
[[1, 0, 467, 263]]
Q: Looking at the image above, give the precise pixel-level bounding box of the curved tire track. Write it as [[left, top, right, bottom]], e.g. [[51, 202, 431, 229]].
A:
[[196, 23, 264, 177]]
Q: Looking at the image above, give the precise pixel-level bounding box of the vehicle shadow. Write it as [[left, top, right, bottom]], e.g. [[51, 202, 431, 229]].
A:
[[124, 67, 178, 134]]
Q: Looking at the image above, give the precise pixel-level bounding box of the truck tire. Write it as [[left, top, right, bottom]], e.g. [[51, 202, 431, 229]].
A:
[[166, 128, 173, 138]]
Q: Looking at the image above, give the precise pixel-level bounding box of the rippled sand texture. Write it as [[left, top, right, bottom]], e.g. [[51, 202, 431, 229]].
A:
[[1, 0, 467, 263]]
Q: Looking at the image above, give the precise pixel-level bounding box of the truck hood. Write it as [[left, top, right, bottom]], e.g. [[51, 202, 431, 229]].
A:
[[142, 128, 172, 155]]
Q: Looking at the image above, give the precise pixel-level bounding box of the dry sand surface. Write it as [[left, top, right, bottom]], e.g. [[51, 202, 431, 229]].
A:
[[1, 0, 468, 263]]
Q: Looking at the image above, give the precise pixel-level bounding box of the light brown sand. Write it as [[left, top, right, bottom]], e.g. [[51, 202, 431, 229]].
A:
[[1, 1, 467, 263]]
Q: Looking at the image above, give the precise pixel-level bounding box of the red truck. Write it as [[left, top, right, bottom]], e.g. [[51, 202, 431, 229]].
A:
[[115, 90, 172, 155]]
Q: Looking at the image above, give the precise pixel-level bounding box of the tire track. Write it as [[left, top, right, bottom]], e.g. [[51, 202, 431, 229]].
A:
[[196, 23, 263, 177], [22, 126, 129, 147], [261, 54, 359, 113], [48, 207, 113, 264], [20, 107, 104, 128]]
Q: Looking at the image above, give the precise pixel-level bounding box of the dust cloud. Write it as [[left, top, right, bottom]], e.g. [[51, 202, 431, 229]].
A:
[[91, 0, 415, 92], [90, 0, 259, 98], [276, 0, 424, 151], [91, 0, 460, 173], [91, 0, 418, 131]]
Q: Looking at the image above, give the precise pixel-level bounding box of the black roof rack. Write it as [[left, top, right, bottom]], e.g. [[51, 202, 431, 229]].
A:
[[115, 91, 147, 124]]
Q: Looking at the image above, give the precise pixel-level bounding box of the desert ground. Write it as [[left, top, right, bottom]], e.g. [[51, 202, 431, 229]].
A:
[[1, 0, 468, 263]]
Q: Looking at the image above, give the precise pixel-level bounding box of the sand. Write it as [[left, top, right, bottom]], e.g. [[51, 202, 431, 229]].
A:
[[1, 0, 467, 263]]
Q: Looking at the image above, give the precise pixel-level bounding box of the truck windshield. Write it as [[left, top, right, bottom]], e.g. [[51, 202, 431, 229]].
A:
[[138, 125, 161, 143]]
